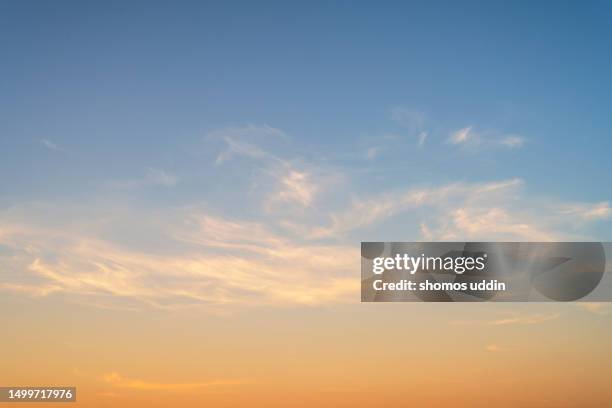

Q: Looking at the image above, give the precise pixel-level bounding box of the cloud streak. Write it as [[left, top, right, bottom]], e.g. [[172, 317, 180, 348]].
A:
[[106, 168, 178, 190], [451, 313, 561, 326], [1, 124, 609, 310], [39, 139, 67, 152], [448, 126, 473, 144], [448, 126, 526, 150], [575, 303, 609, 315], [103, 372, 248, 391], [0, 211, 358, 309]]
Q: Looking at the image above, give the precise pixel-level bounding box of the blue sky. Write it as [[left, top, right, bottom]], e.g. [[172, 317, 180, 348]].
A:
[[2, 1, 612, 199], [1, 1, 612, 308], [3, 5, 612, 404]]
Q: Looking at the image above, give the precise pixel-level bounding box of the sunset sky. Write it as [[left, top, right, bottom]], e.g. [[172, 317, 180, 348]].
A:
[[1, 1, 612, 407]]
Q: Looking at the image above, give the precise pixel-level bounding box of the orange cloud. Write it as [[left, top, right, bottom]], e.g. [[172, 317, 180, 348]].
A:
[[451, 313, 560, 326], [0, 214, 358, 310], [103, 372, 248, 391]]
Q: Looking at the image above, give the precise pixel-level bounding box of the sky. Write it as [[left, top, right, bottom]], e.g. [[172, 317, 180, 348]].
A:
[[1, 1, 612, 407]]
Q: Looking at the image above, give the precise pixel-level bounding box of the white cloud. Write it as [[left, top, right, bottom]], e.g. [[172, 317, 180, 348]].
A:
[[208, 123, 286, 141], [448, 126, 473, 144], [145, 167, 178, 187], [575, 303, 609, 315], [448, 127, 526, 150], [501, 135, 526, 148], [300, 176, 607, 242], [489, 313, 560, 326], [390, 106, 429, 146], [438, 207, 560, 241], [213, 126, 329, 212], [274, 170, 317, 207], [317, 178, 525, 238], [365, 146, 382, 160], [0, 210, 358, 309], [1, 170, 608, 309], [485, 344, 504, 352], [39, 139, 66, 152], [391, 107, 425, 131], [2, 124, 609, 311], [451, 313, 560, 326], [211, 124, 286, 165], [215, 136, 271, 165], [558, 201, 611, 221], [417, 131, 428, 147], [107, 168, 178, 190]]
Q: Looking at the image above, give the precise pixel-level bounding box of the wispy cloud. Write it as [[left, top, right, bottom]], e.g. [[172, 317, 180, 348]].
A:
[[391, 106, 425, 131], [1, 124, 609, 310], [485, 344, 504, 352], [448, 126, 473, 144], [0, 210, 358, 309], [365, 146, 382, 160], [97, 392, 119, 398], [274, 170, 317, 207], [212, 124, 286, 165], [390, 106, 428, 147], [215, 135, 270, 165], [448, 126, 526, 150], [575, 303, 609, 315], [39, 138, 67, 152], [557, 201, 611, 221], [145, 167, 178, 187], [103, 372, 248, 391], [435, 207, 560, 241], [312, 177, 581, 241], [417, 131, 428, 146], [500, 135, 526, 148], [107, 167, 178, 190], [452, 313, 560, 326], [212, 125, 335, 212], [489, 313, 560, 326], [330, 179, 522, 236]]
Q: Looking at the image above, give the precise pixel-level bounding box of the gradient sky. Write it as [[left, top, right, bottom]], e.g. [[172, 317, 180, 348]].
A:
[[1, 1, 612, 407]]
